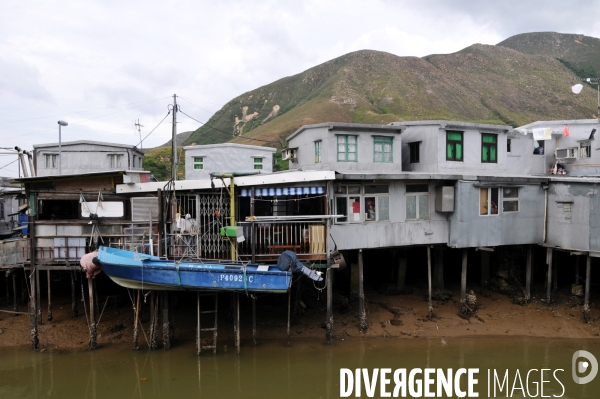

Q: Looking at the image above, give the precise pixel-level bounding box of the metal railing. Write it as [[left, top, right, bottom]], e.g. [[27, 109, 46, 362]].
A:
[[237, 220, 327, 260]]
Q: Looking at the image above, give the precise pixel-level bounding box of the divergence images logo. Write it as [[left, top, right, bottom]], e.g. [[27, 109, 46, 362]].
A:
[[572, 350, 598, 385]]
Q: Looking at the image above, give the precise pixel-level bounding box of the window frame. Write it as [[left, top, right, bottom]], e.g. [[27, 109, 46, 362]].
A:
[[373, 136, 393, 163], [502, 187, 519, 213], [193, 156, 204, 170], [446, 131, 464, 161], [479, 187, 499, 216], [405, 184, 430, 221], [253, 157, 264, 170], [533, 140, 545, 155], [336, 135, 358, 162], [334, 184, 389, 224], [580, 141, 592, 158], [108, 154, 122, 169], [314, 140, 322, 163], [481, 133, 498, 163], [45, 154, 58, 169], [408, 142, 420, 163]]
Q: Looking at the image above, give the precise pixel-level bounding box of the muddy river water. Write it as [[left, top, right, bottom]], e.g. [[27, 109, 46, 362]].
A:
[[1, 337, 599, 398]]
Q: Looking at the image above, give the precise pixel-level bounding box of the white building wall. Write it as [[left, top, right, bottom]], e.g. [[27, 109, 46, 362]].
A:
[[184, 143, 276, 179]]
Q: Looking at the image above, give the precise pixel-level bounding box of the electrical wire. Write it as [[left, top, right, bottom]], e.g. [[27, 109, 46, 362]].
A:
[[178, 109, 280, 145], [0, 158, 18, 170], [134, 110, 172, 148]]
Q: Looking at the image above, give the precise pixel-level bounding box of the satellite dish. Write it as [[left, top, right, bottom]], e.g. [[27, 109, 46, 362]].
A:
[[572, 84, 583, 94]]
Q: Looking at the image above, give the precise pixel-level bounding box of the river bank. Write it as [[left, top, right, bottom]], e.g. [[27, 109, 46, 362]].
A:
[[1, 280, 599, 351]]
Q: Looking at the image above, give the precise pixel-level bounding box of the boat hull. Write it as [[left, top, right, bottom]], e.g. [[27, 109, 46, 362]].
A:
[[96, 246, 291, 293]]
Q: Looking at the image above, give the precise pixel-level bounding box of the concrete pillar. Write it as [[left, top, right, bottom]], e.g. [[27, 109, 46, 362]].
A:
[[358, 249, 367, 332], [480, 251, 490, 289], [325, 268, 333, 344], [575, 256, 580, 285], [461, 249, 468, 303], [427, 247, 433, 317], [525, 246, 532, 302], [162, 292, 171, 349], [433, 248, 444, 291], [546, 248, 553, 303], [87, 278, 97, 350], [350, 261, 359, 295], [584, 255, 591, 321]]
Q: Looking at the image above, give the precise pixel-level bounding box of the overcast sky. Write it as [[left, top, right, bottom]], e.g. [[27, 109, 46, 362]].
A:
[[1, 0, 599, 176]]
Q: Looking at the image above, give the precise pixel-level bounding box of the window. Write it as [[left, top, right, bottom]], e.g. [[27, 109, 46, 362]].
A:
[[409, 142, 420, 163], [533, 140, 545, 155], [314, 141, 322, 163], [481, 134, 497, 163], [193, 157, 204, 170], [502, 187, 519, 212], [406, 184, 429, 220], [507, 139, 511, 153], [480, 188, 499, 216], [373, 136, 393, 163], [335, 184, 389, 223], [446, 131, 463, 161], [109, 154, 122, 169], [45, 154, 58, 169], [580, 141, 591, 158], [253, 157, 263, 170], [337, 135, 357, 162]]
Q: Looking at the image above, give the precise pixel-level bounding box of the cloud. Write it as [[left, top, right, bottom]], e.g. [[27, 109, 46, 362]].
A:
[[0, 0, 598, 177]]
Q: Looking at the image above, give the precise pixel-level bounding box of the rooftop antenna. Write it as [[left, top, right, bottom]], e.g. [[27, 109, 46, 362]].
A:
[[134, 119, 144, 148]]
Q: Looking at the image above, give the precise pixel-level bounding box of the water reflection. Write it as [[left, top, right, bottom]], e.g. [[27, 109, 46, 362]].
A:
[[0, 337, 598, 398]]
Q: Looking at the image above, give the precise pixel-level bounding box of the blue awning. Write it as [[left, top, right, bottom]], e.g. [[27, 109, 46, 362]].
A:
[[239, 186, 325, 197]]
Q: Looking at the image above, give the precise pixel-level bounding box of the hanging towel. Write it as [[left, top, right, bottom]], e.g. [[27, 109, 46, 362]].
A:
[[563, 125, 570, 137]]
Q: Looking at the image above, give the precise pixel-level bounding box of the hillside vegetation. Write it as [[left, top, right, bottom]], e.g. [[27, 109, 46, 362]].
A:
[[144, 32, 600, 178]]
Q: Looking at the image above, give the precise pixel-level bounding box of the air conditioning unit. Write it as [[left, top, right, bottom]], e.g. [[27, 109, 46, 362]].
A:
[[281, 148, 298, 161]]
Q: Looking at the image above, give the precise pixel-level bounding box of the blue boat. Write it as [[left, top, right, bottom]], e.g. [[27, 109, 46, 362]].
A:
[[95, 246, 292, 293]]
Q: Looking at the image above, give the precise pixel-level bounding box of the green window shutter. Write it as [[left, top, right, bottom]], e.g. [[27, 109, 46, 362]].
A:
[[456, 143, 463, 160], [482, 135, 496, 143], [482, 146, 489, 161], [490, 146, 497, 162], [447, 143, 453, 159], [447, 132, 462, 141]]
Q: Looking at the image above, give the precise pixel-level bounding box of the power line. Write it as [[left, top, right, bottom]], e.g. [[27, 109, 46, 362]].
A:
[[177, 97, 218, 114], [178, 109, 280, 145], [0, 158, 18, 170], [134, 111, 172, 148]]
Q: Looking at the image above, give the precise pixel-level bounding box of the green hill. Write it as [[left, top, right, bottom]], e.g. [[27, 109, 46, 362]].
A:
[[144, 32, 600, 178]]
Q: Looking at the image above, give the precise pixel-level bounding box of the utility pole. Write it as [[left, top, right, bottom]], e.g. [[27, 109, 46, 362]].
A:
[[134, 119, 144, 148], [171, 94, 179, 181]]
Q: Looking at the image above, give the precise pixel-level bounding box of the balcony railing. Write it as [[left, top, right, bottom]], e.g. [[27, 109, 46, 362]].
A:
[[237, 220, 327, 261]]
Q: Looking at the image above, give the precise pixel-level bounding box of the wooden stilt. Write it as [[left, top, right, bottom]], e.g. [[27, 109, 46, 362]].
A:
[[252, 295, 257, 346], [29, 267, 38, 350], [87, 278, 97, 350], [584, 255, 591, 322], [235, 293, 240, 355], [162, 292, 171, 349], [526, 246, 532, 302], [325, 268, 333, 344], [196, 292, 200, 355], [46, 270, 52, 321], [427, 247, 433, 318], [70, 271, 78, 318], [576, 256, 580, 285], [149, 291, 158, 350], [358, 249, 367, 332], [12, 273, 18, 313], [133, 290, 140, 350], [461, 248, 467, 303], [29, 214, 38, 350], [546, 248, 552, 304], [35, 268, 41, 325], [287, 288, 291, 346]]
